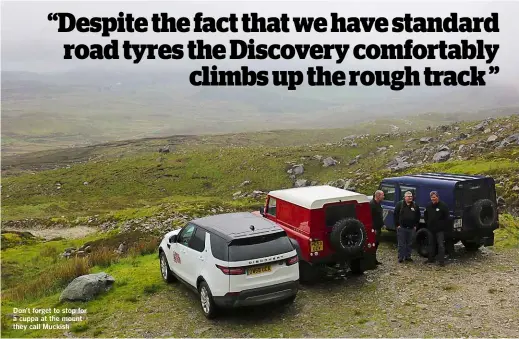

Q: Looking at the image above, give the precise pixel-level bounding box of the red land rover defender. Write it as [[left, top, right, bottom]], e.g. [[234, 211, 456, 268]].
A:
[[257, 185, 377, 283]]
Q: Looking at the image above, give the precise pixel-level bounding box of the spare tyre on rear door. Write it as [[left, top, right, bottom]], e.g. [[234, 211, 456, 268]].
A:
[[470, 199, 497, 229], [329, 218, 367, 257]]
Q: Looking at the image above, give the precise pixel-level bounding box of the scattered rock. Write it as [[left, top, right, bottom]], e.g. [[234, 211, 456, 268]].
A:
[[115, 242, 127, 254], [487, 135, 498, 143], [322, 157, 338, 167], [294, 179, 309, 188], [498, 133, 519, 148], [290, 164, 305, 175], [473, 122, 488, 131], [158, 146, 170, 154], [251, 190, 264, 198], [433, 151, 451, 163]]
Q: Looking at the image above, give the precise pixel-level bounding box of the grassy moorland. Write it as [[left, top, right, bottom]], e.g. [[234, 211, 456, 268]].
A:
[[1, 115, 519, 338], [2, 115, 519, 223]]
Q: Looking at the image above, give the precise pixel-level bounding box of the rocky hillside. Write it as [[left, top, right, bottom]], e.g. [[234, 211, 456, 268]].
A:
[[1, 115, 518, 234], [1, 114, 518, 339]]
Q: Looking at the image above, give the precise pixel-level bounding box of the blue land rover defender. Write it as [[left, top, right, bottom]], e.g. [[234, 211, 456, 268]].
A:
[[378, 172, 499, 257]]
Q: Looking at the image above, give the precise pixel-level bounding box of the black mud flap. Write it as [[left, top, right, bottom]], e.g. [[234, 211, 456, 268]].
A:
[[359, 252, 377, 271], [483, 232, 495, 246]]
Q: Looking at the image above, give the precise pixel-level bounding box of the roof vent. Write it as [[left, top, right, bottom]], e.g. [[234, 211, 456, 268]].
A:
[[250, 225, 255, 231]]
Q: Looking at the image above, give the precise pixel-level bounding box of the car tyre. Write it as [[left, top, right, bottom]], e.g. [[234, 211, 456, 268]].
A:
[[159, 251, 176, 283], [349, 258, 365, 275], [415, 228, 433, 258], [329, 218, 367, 257], [299, 261, 321, 285], [199, 281, 218, 319], [280, 294, 297, 306], [471, 199, 497, 229]]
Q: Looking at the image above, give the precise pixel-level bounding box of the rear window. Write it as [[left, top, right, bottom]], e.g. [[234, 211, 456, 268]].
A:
[[228, 231, 294, 262], [456, 180, 496, 206], [325, 203, 357, 227]]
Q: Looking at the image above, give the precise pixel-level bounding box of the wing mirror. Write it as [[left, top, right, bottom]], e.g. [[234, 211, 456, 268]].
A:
[[259, 207, 265, 216], [169, 234, 177, 243]]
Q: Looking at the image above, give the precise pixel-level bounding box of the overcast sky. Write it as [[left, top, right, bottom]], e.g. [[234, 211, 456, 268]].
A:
[[1, 0, 518, 87]]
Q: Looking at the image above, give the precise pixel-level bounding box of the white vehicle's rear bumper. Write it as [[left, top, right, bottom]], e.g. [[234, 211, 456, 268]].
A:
[[213, 280, 299, 308]]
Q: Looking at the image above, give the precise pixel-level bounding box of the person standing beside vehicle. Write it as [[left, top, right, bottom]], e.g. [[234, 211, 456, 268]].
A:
[[424, 191, 450, 267], [396, 191, 421, 263], [370, 190, 385, 265]]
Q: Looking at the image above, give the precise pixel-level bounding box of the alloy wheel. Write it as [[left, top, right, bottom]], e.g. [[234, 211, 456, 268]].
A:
[[200, 287, 210, 314]]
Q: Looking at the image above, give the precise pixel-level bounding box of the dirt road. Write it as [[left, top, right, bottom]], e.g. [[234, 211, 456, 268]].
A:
[[96, 232, 519, 338]]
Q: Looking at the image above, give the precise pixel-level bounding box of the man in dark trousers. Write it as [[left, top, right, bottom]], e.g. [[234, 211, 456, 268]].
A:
[[395, 191, 421, 263], [370, 190, 385, 265], [424, 191, 450, 266]]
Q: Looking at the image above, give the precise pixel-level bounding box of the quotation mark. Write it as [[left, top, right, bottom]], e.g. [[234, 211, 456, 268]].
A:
[[47, 13, 59, 21], [489, 66, 500, 74]]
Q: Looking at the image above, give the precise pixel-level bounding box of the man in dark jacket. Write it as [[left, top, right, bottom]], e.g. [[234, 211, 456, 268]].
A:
[[370, 190, 385, 265], [424, 191, 450, 266], [395, 191, 421, 263]]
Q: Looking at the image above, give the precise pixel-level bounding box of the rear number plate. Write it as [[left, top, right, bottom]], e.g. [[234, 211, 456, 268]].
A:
[[247, 265, 272, 275], [311, 240, 323, 252]]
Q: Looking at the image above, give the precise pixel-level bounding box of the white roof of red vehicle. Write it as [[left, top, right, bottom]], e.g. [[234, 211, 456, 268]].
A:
[[268, 185, 370, 209]]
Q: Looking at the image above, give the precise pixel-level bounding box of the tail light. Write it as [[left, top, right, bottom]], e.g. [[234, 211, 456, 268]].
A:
[[216, 264, 246, 275], [286, 255, 299, 266]]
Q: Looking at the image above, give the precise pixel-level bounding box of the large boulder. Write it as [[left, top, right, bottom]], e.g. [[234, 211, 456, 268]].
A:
[[59, 272, 115, 302]]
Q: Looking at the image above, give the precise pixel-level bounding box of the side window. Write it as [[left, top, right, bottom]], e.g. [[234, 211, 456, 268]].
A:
[[380, 184, 396, 202], [210, 234, 228, 261], [267, 197, 277, 216], [399, 185, 417, 201], [178, 223, 196, 247], [188, 227, 206, 252]]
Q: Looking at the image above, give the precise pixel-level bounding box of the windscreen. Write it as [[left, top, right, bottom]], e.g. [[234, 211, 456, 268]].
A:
[[228, 231, 294, 262], [325, 203, 357, 227]]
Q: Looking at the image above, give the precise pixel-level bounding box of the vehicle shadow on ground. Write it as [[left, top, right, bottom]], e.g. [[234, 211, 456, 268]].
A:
[[207, 274, 373, 324]]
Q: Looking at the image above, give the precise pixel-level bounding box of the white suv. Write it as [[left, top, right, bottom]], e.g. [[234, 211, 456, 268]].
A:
[[158, 212, 300, 318]]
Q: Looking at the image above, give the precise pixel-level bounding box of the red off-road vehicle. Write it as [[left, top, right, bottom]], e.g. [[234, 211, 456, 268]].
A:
[[256, 185, 377, 283]]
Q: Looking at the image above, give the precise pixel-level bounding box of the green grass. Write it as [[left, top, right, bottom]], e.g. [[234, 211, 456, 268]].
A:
[[495, 214, 519, 249], [3, 115, 519, 222]]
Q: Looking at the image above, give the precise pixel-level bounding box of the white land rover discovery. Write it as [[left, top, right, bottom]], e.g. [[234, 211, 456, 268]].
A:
[[158, 212, 300, 319]]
